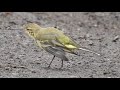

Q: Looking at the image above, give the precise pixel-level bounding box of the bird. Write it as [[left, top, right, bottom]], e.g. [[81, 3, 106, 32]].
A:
[[23, 23, 101, 68]]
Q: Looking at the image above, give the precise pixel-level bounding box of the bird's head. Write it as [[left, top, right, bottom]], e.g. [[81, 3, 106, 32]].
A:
[[23, 23, 41, 38]]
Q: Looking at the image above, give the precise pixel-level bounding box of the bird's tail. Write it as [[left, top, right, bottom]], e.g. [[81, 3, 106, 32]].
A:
[[78, 47, 101, 56]]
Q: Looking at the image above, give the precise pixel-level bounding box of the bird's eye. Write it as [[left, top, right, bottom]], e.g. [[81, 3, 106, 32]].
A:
[[26, 28, 32, 31]]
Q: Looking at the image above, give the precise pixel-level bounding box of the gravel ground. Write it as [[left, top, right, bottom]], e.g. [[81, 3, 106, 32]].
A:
[[0, 12, 120, 78]]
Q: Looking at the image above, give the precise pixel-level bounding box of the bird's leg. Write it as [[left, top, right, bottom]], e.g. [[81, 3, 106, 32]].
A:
[[60, 59, 64, 69], [48, 55, 55, 68]]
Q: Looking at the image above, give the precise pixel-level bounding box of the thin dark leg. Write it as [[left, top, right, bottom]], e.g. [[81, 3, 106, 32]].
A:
[[48, 55, 55, 68], [60, 59, 64, 69]]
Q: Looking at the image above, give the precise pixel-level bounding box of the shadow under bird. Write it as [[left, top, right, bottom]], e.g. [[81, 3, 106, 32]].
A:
[[23, 23, 101, 69]]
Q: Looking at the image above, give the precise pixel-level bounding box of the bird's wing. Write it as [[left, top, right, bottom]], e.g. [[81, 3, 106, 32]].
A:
[[43, 46, 69, 61], [36, 40, 69, 61], [54, 34, 79, 50]]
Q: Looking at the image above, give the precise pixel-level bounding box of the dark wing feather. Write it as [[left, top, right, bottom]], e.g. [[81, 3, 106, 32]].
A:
[[43, 46, 69, 61]]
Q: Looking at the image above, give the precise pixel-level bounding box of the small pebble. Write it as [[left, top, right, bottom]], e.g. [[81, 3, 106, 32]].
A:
[[12, 73, 18, 76], [88, 40, 94, 46], [86, 34, 91, 38], [112, 35, 119, 42], [93, 24, 98, 27]]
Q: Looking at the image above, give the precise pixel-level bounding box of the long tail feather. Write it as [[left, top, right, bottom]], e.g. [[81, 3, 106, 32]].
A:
[[78, 47, 101, 56]]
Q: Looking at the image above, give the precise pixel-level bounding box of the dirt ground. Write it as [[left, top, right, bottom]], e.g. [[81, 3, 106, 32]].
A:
[[0, 12, 120, 78]]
